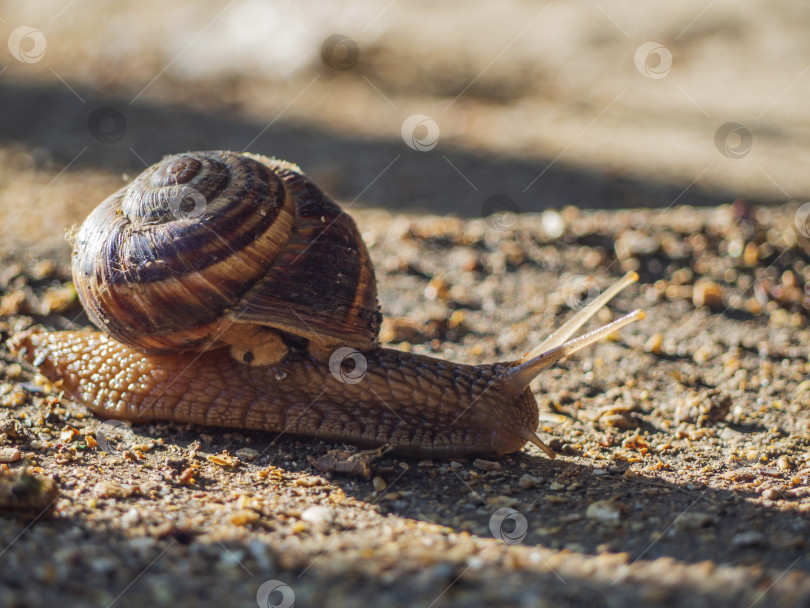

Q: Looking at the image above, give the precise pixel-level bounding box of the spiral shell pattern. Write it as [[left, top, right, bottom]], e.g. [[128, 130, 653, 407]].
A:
[[72, 151, 380, 354]]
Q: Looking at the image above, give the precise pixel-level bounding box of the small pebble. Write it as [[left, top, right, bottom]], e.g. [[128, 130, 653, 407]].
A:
[[586, 500, 623, 521], [541, 210, 565, 238], [761, 488, 782, 501], [644, 333, 664, 355], [0, 293, 25, 316], [719, 427, 743, 442], [732, 531, 768, 548], [743, 242, 759, 266], [601, 414, 637, 429], [556, 390, 573, 404], [518, 474, 540, 489], [92, 480, 133, 499], [234, 447, 259, 461], [120, 508, 140, 526], [692, 279, 724, 309], [487, 495, 518, 507], [301, 505, 335, 527], [0, 447, 21, 463], [230, 509, 261, 526], [614, 231, 658, 260], [776, 456, 792, 471], [30, 259, 56, 280], [473, 459, 502, 471], [424, 277, 450, 301], [39, 283, 76, 314], [60, 428, 78, 444], [372, 476, 387, 492], [207, 452, 239, 467]]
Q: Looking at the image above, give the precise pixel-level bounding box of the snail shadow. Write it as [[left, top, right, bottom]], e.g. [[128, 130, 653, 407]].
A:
[[166, 417, 809, 577], [165, 427, 810, 605], [0, 500, 683, 608], [317, 449, 808, 574], [0, 419, 805, 608], [0, 78, 766, 217]]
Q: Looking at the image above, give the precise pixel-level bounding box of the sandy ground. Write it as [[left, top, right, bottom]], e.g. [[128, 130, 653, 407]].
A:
[[3, 203, 810, 608], [2, 1, 810, 607]]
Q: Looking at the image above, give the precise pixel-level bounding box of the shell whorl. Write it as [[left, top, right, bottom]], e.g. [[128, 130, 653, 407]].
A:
[[72, 151, 381, 354]]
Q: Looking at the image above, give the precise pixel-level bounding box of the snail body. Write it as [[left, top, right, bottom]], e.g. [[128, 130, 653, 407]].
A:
[[11, 151, 644, 458], [17, 331, 537, 457]]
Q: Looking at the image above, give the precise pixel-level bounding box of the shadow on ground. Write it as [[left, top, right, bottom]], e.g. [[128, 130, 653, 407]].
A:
[[0, 79, 767, 216], [3, 425, 805, 608]]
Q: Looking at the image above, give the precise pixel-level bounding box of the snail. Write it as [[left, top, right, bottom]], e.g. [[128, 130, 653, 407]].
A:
[[9, 151, 644, 459]]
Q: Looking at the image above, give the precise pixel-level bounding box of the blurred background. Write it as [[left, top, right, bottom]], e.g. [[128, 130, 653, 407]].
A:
[[1, 0, 808, 249]]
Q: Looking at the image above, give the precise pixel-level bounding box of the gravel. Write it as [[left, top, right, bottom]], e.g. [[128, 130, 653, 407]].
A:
[[1, 202, 810, 607]]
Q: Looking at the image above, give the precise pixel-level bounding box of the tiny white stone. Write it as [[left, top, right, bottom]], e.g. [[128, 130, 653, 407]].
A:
[[541, 210, 565, 238], [121, 508, 140, 526], [585, 500, 622, 521], [301, 505, 334, 527], [235, 447, 259, 461]]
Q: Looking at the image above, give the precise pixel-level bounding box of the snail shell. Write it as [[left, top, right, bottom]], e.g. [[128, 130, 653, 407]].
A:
[[72, 151, 380, 361]]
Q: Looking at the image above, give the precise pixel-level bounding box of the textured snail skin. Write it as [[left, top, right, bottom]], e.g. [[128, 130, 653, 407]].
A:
[[14, 330, 539, 458]]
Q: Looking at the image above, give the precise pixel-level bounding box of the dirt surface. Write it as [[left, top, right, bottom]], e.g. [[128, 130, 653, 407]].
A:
[[2, 204, 810, 608], [2, 2, 810, 608]]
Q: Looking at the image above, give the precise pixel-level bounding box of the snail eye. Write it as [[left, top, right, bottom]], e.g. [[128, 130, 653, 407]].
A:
[[242, 351, 254, 364]]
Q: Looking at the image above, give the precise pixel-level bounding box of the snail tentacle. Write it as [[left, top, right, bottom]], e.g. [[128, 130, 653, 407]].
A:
[[520, 271, 639, 362], [503, 310, 645, 394]]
